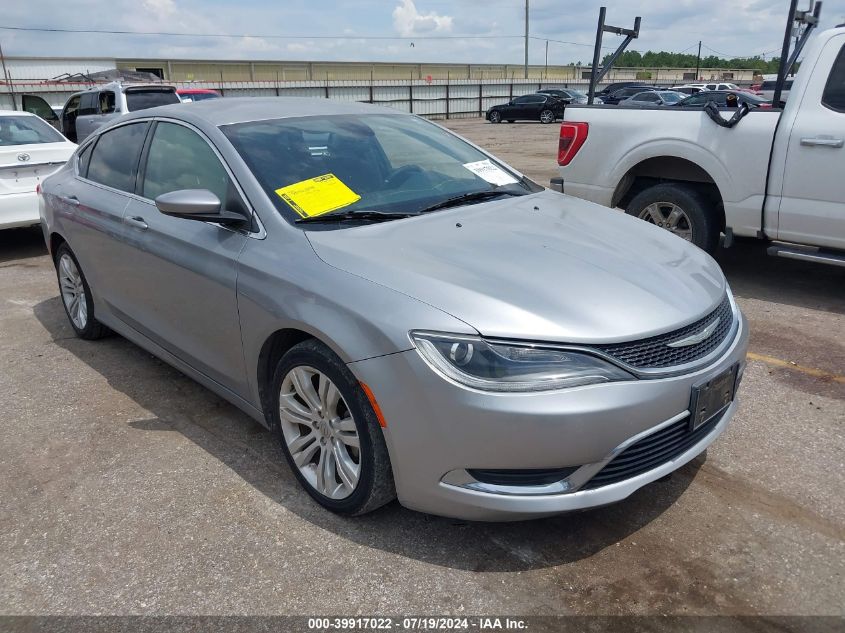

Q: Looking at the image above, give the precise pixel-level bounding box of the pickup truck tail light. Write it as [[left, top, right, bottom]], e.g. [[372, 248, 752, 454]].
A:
[[558, 122, 589, 166]]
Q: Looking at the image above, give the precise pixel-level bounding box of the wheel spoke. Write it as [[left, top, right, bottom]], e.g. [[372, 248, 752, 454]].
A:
[[332, 441, 359, 491], [644, 204, 665, 225], [279, 393, 315, 425], [333, 416, 356, 433], [665, 206, 684, 228], [291, 367, 321, 413], [290, 432, 319, 467], [336, 431, 360, 449]]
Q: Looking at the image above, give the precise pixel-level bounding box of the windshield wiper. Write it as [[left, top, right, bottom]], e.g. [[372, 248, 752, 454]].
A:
[[295, 210, 415, 224], [415, 189, 526, 214]]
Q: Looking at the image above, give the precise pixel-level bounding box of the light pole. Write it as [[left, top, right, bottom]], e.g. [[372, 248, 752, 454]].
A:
[[524, 0, 529, 79]]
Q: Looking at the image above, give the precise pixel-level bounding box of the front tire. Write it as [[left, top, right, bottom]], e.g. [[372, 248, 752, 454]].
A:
[[488, 111, 502, 124], [269, 339, 395, 516], [625, 183, 720, 253], [539, 109, 555, 124], [54, 243, 109, 340]]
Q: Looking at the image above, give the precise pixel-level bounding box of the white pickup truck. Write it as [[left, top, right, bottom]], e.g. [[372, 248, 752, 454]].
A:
[[555, 25, 845, 267]]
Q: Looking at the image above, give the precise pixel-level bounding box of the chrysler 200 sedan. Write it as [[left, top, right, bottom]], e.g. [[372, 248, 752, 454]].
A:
[[39, 98, 748, 521]]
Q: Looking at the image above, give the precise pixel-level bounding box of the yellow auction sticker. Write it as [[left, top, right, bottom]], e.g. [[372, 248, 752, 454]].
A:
[[275, 174, 361, 218]]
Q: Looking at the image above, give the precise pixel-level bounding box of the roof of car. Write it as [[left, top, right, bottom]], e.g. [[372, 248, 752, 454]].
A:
[[0, 110, 36, 116], [176, 88, 220, 94], [120, 96, 407, 127]]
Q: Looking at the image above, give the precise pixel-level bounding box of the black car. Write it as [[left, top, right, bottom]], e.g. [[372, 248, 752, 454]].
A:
[[486, 94, 566, 124], [675, 90, 772, 108], [601, 85, 656, 105], [535, 88, 589, 105]]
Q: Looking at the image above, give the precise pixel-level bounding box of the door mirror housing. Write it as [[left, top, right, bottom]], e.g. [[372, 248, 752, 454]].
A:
[[155, 189, 248, 226]]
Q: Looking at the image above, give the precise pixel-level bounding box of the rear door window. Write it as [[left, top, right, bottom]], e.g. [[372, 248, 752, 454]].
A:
[[77, 142, 93, 178], [86, 122, 149, 193], [125, 89, 180, 112], [822, 45, 845, 112], [99, 91, 117, 114]]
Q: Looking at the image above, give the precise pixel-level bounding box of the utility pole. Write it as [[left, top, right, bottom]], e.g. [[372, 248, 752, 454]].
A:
[[545, 40, 549, 79], [0, 38, 15, 111], [695, 40, 701, 80], [524, 0, 529, 79]]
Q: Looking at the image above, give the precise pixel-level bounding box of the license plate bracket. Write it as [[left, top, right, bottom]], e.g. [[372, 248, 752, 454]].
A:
[[689, 363, 739, 431]]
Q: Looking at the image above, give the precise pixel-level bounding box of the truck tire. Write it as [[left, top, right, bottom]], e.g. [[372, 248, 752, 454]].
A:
[[625, 183, 720, 254]]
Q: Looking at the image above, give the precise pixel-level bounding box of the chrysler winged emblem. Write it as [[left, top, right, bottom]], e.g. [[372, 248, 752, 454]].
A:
[[667, 317, 721, 348], [17, 153, 31, 162]]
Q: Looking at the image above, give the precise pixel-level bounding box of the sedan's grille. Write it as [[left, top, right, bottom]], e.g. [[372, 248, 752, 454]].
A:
[[581, 412, 724, 490], [593, 295, 733, 369]]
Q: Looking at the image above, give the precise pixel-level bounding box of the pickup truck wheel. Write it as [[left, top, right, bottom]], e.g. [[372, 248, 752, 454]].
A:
[[539, 109, 555, 124], [626, 184, 719, 253]]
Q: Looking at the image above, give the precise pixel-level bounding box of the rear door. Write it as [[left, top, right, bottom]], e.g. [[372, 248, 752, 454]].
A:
[[59, 121, 150, 314], [74, 92, 99, 142], [776, 37, 845, 250], [119, 120, 251, 396]]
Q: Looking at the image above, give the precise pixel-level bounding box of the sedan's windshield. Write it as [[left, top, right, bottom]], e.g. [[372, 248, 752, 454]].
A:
[[0, 115, 65, 146], [221, 114, 535, 223]]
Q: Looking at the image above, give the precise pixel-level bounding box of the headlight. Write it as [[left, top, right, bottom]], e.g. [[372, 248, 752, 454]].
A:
[[410, 331, 634, 392]]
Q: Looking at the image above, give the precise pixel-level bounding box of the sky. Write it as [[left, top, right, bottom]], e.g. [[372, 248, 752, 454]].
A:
[[2, 0, 845, 64]]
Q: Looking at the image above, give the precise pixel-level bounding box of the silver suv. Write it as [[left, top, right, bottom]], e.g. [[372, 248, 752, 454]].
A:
[[59, 82, 180, 143]]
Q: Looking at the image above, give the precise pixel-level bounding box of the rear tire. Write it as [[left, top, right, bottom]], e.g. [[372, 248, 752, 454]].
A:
[[625, 183, 720, 254], [539, 109, 555, 124], [269, 339, 395, 516], [54, 243, 109, 340]]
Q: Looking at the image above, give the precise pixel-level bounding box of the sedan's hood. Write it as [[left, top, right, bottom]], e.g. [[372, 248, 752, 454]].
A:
[[306, 190, 726, 344]]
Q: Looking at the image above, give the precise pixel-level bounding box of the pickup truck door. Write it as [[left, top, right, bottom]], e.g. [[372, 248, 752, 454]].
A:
[[777, 37, 845, 251]]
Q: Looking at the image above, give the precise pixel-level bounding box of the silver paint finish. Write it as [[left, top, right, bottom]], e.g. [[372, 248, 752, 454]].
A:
[[39, 97, 749, 520]]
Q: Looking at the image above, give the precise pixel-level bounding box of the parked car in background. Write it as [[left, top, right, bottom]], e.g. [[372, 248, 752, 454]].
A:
[[536, 88, 592, 105], [0, 111, 75, 230], [40, 97, 748, 520], [486, 93, 566, 123], [596, 81, 647, 101], [759, 78, 795, 102], [177, 88, 222, 103], [675, 90, 772, 108], [56, 82, 180, 143], [556, 25, 845, 265], [619, 90, 686, 107], [601, 85, 656, 105], [671, 85, 705, 95]]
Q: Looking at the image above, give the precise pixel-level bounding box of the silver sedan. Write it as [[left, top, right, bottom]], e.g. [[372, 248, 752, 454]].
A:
[[39, 98, 748, 521]]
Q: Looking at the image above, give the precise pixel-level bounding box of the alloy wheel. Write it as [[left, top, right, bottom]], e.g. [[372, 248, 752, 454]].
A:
[[489, 111, 501, 123], [638, 202, 693, 241], [278, 366, 361, 499], [58, 253, 88, 330], [540, 110, 555, 123]]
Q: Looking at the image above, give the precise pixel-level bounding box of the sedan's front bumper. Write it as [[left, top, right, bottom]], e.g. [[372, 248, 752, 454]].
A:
[[349, 314, 748, 521]]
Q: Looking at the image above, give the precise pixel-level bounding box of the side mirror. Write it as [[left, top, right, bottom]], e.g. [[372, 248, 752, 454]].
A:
[[155, 189, 248, 226]]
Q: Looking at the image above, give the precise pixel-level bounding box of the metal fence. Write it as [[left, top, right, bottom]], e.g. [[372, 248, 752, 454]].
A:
[[0, 76, 754, 119]]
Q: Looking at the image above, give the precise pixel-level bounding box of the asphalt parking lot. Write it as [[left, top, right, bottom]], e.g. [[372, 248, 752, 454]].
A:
[[0, 117, 843, 619]]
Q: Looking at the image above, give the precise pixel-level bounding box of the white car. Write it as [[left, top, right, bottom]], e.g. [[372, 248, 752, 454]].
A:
[[0, 111, 76, 230]]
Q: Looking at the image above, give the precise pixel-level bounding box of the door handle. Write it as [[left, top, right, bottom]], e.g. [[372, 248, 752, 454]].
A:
[[125, 215, 148, 230], [61, 195, 80, 207], [800, 137, 844, 148]]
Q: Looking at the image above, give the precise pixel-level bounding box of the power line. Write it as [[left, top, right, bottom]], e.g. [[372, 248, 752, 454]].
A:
[[0, 25, 523, 41]]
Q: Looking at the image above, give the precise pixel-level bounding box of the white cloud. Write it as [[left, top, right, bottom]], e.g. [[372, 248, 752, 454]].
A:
[[392, 0, 453, 37], [141, 0, 176, 16]]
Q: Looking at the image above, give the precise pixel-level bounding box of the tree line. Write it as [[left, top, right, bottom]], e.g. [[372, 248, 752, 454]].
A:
[[598, 50, 782, 73]]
